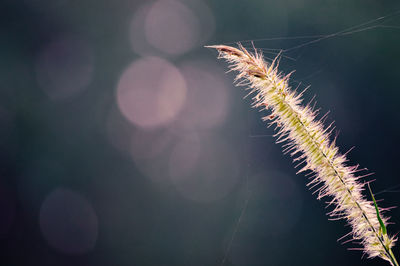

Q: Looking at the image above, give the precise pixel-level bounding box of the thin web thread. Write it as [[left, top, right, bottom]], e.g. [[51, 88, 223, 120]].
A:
[[213, 9, 400, 265]]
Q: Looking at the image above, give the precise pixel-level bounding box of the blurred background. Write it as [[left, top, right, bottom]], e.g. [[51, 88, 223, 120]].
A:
[[1, 0, 400, 265]]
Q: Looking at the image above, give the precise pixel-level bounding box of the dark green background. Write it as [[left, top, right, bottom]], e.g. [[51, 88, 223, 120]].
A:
[[1, 0, 400, 265]]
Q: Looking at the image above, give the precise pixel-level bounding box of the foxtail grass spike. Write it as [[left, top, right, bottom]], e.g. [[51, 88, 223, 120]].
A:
[[206, 44, 398, 265]]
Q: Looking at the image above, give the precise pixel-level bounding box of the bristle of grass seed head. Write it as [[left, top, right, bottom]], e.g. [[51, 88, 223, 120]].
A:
[[207, 43, 398, 265]]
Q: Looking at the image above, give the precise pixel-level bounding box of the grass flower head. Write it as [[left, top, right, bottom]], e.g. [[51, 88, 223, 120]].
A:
[[207, 44, 398, 265]]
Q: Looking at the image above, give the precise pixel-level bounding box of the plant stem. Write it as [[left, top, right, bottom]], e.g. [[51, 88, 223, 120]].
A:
[[208, 44, 398, 265], [389, 248, 399, 266], [277, 85, 396, 265]]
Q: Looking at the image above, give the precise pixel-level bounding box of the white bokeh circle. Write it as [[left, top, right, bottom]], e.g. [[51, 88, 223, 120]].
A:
[[116, 57, 187, 129]]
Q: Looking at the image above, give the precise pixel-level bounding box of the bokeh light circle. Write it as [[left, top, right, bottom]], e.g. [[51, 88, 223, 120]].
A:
[[129, 128, 174, 187], [131, 128, 173, 160], [169, 136, 241, 202], [39, 188, 98, 254], [168, 135, 201, 179], [116, 57, 187, 129], [170, 60, 230, 133], [130, 0, 214, 56], [35, 36, 94, 100], [144, 0, 200, 55]]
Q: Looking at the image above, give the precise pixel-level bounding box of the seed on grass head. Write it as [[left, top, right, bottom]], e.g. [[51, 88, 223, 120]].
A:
[[206, 45, 243, 57], [247, 69, 265, 78]]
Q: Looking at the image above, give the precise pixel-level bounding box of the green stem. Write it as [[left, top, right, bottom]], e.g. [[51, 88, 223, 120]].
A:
[[389, 248, 399, 266]]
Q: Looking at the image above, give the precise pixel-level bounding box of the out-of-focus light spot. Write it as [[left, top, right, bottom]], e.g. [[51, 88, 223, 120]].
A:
[[130, 3, 153, 56], [35, 36, 94, 100], [0, 183, 16, 236], [133, 154, 170, 187], [129, 128, 174, 187], [130, 0, 215, 56], [39, 188, 98, 254], [168, 135, 201, 179], [170, 60, 230, 133], [116, 57, 186, 129], [192, 0, 216, 44], [131, 128, 173, 160], [170, 137, 240, 202], [144, 0, 200, 55]]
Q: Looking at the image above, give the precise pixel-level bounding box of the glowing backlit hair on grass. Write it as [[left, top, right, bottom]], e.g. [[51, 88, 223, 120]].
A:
[[207, 44, 398, 265]]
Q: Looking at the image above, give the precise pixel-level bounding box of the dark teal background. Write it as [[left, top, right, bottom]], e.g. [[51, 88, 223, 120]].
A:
[[1, 0, 400, 265]]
